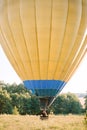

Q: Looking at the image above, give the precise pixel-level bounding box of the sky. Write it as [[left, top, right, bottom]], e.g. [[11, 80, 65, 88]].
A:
[[0, 44, 87, 93], [62, 53, 87, 93], [0, 45, 22, 84]]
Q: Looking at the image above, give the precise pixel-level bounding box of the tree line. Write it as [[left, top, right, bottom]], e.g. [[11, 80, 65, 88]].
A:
[[0, 81, 87, 115]]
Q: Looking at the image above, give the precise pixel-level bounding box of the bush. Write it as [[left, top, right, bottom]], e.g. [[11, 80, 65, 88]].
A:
[[51, 93, 82, 114]]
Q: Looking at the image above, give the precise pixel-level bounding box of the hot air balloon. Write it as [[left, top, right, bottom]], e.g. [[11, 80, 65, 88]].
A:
[[0, 0, 87, 118]]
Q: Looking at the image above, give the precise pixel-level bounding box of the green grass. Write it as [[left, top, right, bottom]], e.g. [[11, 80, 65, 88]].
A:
[[0, 115, 86, 130]]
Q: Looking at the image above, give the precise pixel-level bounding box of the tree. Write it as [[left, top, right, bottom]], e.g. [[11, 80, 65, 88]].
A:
[[51, 94, 68, 114], [66, 93, 82, 114], [0, 81, 41, 115], [17, 96, 40, 115], [29, 96, 40, 115], [13, 106, 19, 115], [85, 94, 87, 110], [0, 90, 13, 114], [2, 83, 31, 95], [51, 93, 82, 114]]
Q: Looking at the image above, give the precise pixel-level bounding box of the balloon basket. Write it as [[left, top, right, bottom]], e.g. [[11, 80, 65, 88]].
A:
[[40, 115, 49, 120], [40, 109, 49, 120]]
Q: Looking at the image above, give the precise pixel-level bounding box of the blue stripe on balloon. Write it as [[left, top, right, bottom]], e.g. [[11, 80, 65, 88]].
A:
[[23, 80, 66, 95]]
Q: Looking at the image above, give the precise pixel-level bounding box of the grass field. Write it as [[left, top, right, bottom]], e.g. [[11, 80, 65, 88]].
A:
[[0, 115, 86, 130]]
